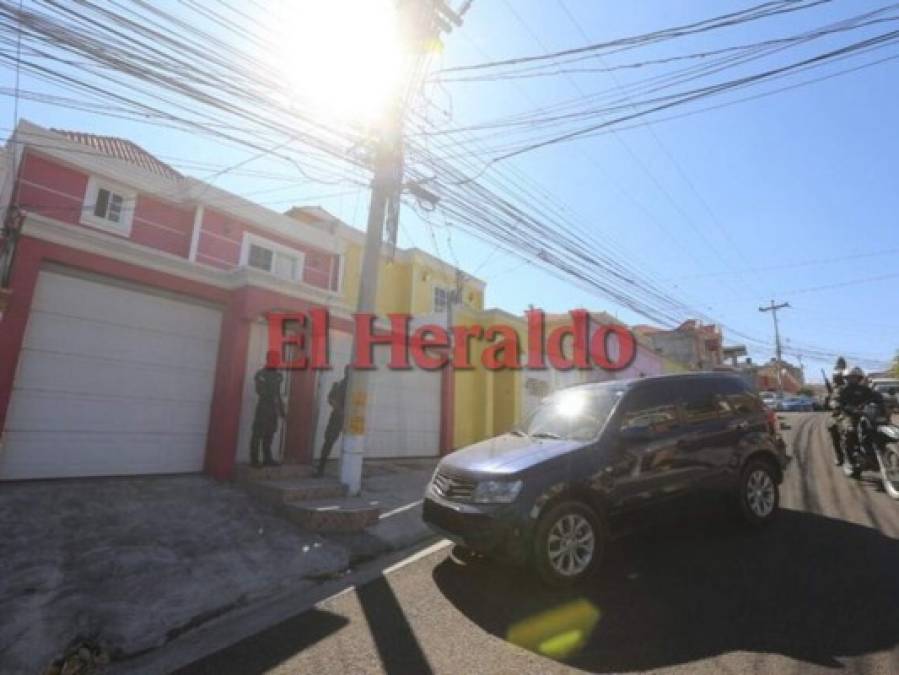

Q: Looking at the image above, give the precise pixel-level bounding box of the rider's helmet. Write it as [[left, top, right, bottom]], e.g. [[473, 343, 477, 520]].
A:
[[847, 366, 865, 384]]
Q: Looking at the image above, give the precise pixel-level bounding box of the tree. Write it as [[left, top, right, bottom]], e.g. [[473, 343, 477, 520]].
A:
[[892, 351, 899, 377]]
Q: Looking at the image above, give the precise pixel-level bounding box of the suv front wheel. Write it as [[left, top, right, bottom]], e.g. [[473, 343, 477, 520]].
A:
[[737, 459, 780, 525], [533, 501, 605, 587]]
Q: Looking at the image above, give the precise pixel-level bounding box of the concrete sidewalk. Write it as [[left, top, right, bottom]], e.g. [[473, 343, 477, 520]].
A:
[[323, 459, 438, 566], [0, 459, 437, 674]]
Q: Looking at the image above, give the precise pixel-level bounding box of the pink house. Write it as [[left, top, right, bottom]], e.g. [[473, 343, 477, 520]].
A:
[[0, 121, 369, 481]]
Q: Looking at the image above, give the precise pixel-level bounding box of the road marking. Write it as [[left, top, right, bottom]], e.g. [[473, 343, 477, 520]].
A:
[[379, 499, 423, 520], [382, 539, 452, 575], [321, 539, 453, 604]]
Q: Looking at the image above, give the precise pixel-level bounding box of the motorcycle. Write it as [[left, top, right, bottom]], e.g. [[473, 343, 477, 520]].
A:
[[841, 402, 899, 499]]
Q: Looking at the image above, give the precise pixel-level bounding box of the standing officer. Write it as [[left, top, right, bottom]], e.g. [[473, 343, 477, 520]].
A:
[[317, 366, 349, 477], [250, 350, 285, 468]]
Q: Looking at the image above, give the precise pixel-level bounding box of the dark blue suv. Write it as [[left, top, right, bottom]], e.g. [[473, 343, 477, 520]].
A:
[[423, 373, 789, 586]]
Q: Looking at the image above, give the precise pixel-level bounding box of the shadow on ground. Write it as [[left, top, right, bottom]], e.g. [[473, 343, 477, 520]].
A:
[[433, 503, 899, 671], [173, 608, 348, 674], [173, 573, 431, 675]]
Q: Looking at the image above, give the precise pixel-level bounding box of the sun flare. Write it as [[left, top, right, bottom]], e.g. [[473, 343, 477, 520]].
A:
[[268, 0, 405, 127]]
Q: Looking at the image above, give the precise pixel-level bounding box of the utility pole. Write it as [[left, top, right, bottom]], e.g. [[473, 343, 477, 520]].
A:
[[758, 300, 790, 396], [339, 0, 467, 496]]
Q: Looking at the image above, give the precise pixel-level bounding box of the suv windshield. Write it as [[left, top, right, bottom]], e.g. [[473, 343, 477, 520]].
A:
[[523, 386, 625, 441]]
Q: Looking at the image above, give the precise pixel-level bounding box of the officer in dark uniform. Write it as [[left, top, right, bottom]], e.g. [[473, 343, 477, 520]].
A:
[[827, 356, 847, 465], [317, 366, 349, 476], [836, 366, 886, 469], [250, 350, 285, 467]]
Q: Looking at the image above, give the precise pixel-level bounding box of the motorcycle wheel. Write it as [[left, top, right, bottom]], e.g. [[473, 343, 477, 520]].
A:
[[876, 444, 899, 500]]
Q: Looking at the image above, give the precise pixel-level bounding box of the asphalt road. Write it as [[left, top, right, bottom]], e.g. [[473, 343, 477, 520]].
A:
[[178, 413, 899, 674]]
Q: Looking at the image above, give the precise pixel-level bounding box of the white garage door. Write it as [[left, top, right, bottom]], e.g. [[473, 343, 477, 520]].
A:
[[313, 331, 440, 459], [0, 270, 222, 480]]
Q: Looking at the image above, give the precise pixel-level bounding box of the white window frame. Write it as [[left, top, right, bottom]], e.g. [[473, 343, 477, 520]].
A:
[[81, 175, 136, 236], [239, 232, 305, 284]]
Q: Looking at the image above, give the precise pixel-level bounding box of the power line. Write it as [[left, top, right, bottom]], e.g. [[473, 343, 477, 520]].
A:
[[437, 0, 832, 75], [553, 0, 770, 301], [488, 27, 899, 162], [414, 4, 899, 162]]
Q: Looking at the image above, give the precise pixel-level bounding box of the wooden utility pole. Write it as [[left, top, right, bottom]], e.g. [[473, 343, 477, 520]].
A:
[[339, 0, 467, 495], [759, 300, 790, 396]]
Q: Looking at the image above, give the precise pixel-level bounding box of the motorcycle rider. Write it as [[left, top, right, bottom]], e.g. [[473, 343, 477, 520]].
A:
[[836, 366, 886, 470], [827, 357, 847, 465]]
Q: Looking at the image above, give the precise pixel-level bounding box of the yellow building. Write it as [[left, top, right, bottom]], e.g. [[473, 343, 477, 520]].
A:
[[449, 307, 526, 448], [286, 205, 485, 317]]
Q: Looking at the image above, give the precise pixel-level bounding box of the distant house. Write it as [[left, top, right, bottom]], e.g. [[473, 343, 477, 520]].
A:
[[633, 319, 724, 371], [754, 359, 805, 394]]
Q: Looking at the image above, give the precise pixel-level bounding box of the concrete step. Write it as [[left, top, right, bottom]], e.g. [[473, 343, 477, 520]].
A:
[[233, 463, 316, 484], [245, 477, 348, 506], [283, 497, 382, 533]]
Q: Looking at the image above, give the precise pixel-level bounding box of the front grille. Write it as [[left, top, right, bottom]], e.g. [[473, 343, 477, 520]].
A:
[[431, 471, 476, 502]]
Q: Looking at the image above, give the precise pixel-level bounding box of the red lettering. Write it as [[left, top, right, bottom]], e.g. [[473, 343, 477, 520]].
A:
[[482, 325, 521, 370], [267, 312, 307, 369], [591, 324, 637, 370], [410, 324, 450, 370], [308, 307, 330, 369], [353, 313, 410, 369], [547, 310, 590, 370], [451, 325, 483, 369], [526, 309, 546, 369]]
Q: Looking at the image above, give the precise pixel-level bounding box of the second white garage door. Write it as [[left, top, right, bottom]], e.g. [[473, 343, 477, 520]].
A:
[[312, 331, 441, 460], [0, 269, 222, 480]]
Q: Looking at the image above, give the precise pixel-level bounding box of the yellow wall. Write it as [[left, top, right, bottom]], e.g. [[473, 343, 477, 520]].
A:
[[451, 307, 525, 449], [338, 242, 494, 450], [340, 243, 483, 316]]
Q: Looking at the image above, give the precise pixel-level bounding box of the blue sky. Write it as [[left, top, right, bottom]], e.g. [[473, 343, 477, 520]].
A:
[[4, 0, 899, 381]]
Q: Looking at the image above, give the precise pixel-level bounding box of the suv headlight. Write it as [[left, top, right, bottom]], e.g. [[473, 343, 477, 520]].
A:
[[471, 480, 523, 504]]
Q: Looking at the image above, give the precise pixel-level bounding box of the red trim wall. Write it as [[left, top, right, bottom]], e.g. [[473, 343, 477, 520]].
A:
[[17, 150, 340, 292], [0, 234, 351, 479], [0, 237, 43, 435], [198, 208, 340, 292], [131, 194, 194, 257], [204, 289, 252, 479], [15, 152, 87, 226]]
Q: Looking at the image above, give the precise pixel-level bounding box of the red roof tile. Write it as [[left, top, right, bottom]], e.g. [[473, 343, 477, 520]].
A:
[[52, 129, 182, 180]]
